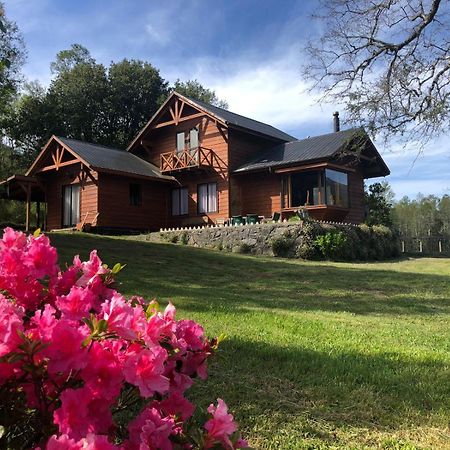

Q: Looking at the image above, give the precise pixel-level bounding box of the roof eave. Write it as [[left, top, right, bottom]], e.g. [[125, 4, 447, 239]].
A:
[[94, 167, 176, 183]]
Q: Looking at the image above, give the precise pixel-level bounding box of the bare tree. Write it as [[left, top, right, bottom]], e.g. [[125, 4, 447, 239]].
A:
[[304, 0, 450, 144]]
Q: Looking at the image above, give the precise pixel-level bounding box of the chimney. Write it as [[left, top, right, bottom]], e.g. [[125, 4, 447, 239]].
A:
[[333, 111, 340, 132]]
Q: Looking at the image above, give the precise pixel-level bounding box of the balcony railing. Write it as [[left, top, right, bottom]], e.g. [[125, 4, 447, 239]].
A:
[[160, 147, 214, 173]]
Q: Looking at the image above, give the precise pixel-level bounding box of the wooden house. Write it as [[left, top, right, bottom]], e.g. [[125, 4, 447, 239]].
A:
[[0, 91, 389, 232]]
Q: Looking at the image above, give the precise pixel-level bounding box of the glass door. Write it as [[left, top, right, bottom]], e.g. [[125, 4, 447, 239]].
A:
[[62, 185, 80, 227]]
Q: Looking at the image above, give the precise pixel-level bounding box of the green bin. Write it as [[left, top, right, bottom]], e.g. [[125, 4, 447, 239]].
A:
[[231, 215, 244, 225], [246, 214, 259, 224]]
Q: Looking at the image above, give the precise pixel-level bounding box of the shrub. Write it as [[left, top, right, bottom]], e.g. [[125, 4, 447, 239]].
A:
[[0, 228, 248, 449], [180, 232, 189, 245], [271, 233, 296, 257], [238, 242, 254, 254], [314, 231, 348, 260]]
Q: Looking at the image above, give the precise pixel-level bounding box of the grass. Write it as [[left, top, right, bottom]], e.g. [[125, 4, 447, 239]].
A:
[[49, 233, 450, 449]]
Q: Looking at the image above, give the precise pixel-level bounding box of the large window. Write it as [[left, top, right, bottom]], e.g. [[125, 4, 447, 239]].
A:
[[62, 184, 80, 227], [325, 169, 349, 207], [291, 171, 324, 207], [176, 132, 185, 153], [129, 183, 142, 206], [198, 182, 217, 214], [288, 169, 349, 208], [171, 187, 188, 216]]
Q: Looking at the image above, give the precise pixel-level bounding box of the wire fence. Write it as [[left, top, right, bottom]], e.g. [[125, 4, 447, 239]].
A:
[[399, 236, 450, 256]]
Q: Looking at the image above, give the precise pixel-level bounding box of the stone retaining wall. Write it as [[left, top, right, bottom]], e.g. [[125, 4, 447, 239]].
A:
[[135, 220, 399, 260]]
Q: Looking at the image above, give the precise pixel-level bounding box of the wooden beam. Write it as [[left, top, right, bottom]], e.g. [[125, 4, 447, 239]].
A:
[[153, 112, 205, 129], [178, 100, 185, 120], [174, 100, 179, 125], [37, 158, 81, 173]]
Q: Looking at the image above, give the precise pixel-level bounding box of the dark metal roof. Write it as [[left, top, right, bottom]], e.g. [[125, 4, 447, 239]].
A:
[[58, 137, 174, 181], [181, 95, 297, 142], [234, 128, 390, 177]]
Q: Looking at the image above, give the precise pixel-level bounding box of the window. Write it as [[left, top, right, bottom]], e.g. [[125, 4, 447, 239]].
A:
[[291, 171, 324, 207], [198, 182, 217, 214], [176, 132, 185, 153], [287, 169, 349, 208], [171, 187, 188, 216], [129, 183, 142, 206], [325, 169, 349, 207], [176, 128, 200, 153], [62, 184, 80, 227], [189, 128, 199, 149]]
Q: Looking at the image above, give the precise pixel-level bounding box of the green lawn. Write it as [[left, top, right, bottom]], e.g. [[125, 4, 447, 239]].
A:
[[49, 233, 450, 449]]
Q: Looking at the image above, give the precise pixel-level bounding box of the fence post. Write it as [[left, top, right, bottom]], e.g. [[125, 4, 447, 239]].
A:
[[439, 240, 442, 253], [401, 240, 405, 253], [419, 240, 423, 253]]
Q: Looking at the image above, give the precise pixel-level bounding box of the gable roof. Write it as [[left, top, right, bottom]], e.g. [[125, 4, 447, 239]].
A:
[[28, 136, 175, 182], [181, 95, 297, 142], [234, 128, 390, 178], [127, 91, 296, 151]]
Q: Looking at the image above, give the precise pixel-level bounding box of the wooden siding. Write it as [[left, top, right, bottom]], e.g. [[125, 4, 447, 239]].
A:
[[345, 170, 365, 224], [43, 165, 98, 230], [237, 172, 282, 218], [228, 129, 280, 172], [133, 115, 230, 224], [97, 174, 168, 230]]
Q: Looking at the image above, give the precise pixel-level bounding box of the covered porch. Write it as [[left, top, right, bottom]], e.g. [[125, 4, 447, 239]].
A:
[[0, 174, 46, 232]]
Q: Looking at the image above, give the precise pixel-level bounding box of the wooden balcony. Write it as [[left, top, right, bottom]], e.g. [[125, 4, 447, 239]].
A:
[[160, 147, 214, 173]]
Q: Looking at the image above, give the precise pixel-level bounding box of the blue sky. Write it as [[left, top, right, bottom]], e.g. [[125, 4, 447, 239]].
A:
[[4, 0, 450, 199]]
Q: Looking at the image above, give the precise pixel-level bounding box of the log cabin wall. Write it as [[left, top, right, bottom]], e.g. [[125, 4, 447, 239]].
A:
[[97, 173, 168, 230], [345, 170, 365, 224], [237, 172, 282, 218], [134, 116, 230, 226], [43, 165, 98, 230], [228, 129, 282, 216]]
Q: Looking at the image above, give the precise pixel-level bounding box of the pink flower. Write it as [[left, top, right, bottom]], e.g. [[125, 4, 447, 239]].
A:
[[81, 342, 123, 400], [76, 250, 108, 287], [56, 285, 96, 321], [53, 389, 90, 440], [123, 346, 169, 398], [81, 434, 118, 450], [126, 407, 175, 450], [45, 321, 87, 375], [29, 304, 57, 341], [53, 388, 113, 440], [101, 293, 146, 340], [204, 399, 238, 449], [46, 434, 83, 449], [158, 391, 195, 421], [0, 294, 23, 357]]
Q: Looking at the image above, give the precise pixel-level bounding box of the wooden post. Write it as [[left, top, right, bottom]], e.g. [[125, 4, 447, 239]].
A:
[[25, 184, 31, 233], [36, 201, 41, 229], [401, 240, 405, 253], [419, 240, 423, 253], [439, 240, 442, 253]]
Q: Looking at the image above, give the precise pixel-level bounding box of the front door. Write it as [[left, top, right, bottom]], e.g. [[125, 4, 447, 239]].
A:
[[62, 184, 80, 227]]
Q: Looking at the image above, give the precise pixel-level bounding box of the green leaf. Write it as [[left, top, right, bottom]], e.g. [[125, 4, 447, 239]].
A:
[[111, 262, 126, 274], [33, 228, 41, 237]]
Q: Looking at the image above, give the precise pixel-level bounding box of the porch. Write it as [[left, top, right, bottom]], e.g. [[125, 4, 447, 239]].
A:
[[0, 174, 46, 231]]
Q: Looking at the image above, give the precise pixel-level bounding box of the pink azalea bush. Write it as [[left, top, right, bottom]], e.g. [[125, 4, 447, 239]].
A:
[[0, 228, 248, 449]]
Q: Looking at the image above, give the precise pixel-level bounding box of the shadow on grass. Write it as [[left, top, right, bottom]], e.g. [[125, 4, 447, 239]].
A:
[[50, 233, 450, 317], [192, 337, 450, 432]]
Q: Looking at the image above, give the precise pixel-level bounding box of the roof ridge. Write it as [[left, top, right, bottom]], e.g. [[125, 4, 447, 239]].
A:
[[176, 92, 297, 141], [57, 136, 126, 153]]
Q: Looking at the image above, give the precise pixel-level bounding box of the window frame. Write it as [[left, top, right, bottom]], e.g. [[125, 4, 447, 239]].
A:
[[171, 187, 189, 216], [129, 183, 142, 206], [324, 168, 349, 208], [197, 182, 218, 214]]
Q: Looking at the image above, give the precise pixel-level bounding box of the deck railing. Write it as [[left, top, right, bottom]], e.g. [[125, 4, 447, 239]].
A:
[[160, 147, 214, 173]]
